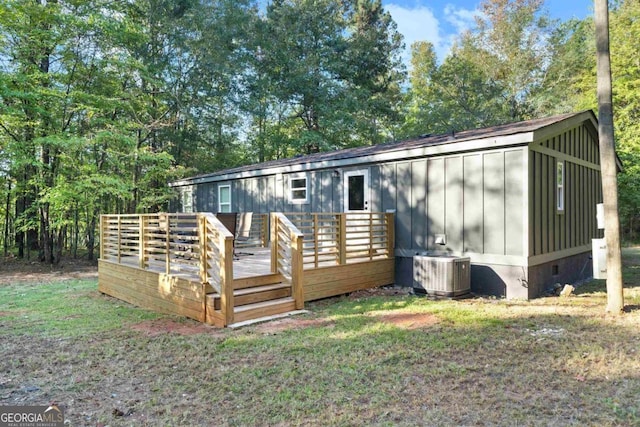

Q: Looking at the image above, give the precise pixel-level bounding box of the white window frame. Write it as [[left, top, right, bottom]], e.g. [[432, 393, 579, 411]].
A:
[[289, 174, 309, 204], [218, 184, 231, 213], [181, 186, 193, 213], [556, 160, 565, 213]]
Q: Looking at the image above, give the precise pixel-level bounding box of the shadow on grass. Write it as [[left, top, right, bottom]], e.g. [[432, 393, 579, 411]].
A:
[[2, 278, 640, 426], [3, 249, 640, 425], [212, 301, 640, 426]]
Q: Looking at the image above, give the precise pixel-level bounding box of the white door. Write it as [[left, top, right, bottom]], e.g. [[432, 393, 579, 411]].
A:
[[343, 169, 370, 212]]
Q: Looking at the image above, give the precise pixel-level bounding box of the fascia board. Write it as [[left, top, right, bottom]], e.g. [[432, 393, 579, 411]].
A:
[[532, 111, 595, 142]]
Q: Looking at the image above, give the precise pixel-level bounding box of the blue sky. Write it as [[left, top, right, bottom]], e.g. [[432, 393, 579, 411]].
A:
[[382, 0, 594, 63]]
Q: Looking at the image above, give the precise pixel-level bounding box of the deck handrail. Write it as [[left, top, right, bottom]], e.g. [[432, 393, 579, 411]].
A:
[[200, 212, 234, 325], [283, 212, 395, 268], [271, 213, 304, 310]]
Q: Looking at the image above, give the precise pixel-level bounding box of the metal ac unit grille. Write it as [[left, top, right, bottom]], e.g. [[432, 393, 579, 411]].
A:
[[413, 255, 471, 297]]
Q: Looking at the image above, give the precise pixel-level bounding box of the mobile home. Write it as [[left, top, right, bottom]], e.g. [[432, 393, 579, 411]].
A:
[[170, 110, 612, 299]]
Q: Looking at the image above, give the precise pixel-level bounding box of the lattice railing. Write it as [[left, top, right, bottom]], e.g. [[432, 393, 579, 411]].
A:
[[234, 213, 269, 249], [283, 212, 394, 268], [100, 212, 235, 323]]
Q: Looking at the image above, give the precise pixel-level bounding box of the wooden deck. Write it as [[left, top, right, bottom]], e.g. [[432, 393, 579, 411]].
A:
[[234, 247, 272, 278], [98, 212, 395, 327]]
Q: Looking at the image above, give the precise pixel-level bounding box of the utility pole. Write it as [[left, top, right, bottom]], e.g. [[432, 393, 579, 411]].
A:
[[595, 0, 624, 313]]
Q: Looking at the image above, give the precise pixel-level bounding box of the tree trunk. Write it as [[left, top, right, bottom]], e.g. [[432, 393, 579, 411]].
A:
[[73, 204, 79, 258], [87, 210, 97, 261], [15, 195, 24, 258], [595, 0, 624, 314], [4, 180, 11, 256], [40, 204, 53, 263], [54, 225, 65, 264]]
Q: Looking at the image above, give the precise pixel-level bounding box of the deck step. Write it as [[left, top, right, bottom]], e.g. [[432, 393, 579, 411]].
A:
[[206, 283, 292, 310], [232, 297, 297, 324], [229, 309, 309, 329], [234, 282, 289, 297], [233, 273, 285, 290]]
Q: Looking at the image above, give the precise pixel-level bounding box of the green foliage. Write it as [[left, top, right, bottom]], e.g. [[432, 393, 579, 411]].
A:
[[399, 0, 640, 241], [0, 0, 406, 260], [0, 0, 223, 260], [3, 0, 639, 256], [559, 0, 640, 241], [258, 0, 405, 155], [535, 0, 640, 241], [609, 0, 640, 240], [541, 17, 597, 113], [401, 41, 509, 138], [401, 0, 562, 138]]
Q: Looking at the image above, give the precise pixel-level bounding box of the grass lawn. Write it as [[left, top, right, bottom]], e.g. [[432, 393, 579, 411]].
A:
[[1, 249, 640, 426]]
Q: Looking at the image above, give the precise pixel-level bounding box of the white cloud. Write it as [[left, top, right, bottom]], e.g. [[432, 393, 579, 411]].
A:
[[385, 3, 481, 68], [384, 3, 445, 67], [443, 4, 480, 34]]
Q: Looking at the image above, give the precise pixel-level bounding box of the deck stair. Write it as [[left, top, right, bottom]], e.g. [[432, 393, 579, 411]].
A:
[[232, 297, 297, 324], [205, 272, 297, 324]]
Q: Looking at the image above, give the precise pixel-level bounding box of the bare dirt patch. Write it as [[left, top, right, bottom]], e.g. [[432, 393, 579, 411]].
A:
[[0, 255, 97, 285], [253, 317, 335, 334], [130, 318, 223, 337], [373, 312, 439, 329], [348, 286, 412, 299]]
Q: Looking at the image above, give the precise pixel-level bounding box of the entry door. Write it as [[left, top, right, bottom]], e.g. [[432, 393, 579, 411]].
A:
[[343, 169, 370, 212]]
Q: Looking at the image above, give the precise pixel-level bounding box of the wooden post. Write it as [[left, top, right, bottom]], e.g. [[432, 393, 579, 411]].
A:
[[313, 213, 319, 268], [385, 212, 395, 257], [201, 282, 207, 323], [270, 213, 278, 274], [261, 213, 269, 248], [198, 215, 208, 285], [368, 213, 374, 260], [164, 214, 171, 274], [220, 234, 235, 326], [99, 215, 105, 260], [117, 216, 122, 263], [291, 232, 304, 310], [338, 213, 346, 265], [138, 215, 145, 269]]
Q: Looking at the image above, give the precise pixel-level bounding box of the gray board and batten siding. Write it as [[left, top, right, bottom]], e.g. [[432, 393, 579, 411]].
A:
[[171, 110, 611, 299]]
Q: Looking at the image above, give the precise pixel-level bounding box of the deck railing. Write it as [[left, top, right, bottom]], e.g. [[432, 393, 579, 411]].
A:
[[100, 211, 394, 321], [100, 213, 235, 323], [270, 213, 304, 310], [101, 213, 198, 274], [234, 213, 269, 249], [283, 212, 395, 269]]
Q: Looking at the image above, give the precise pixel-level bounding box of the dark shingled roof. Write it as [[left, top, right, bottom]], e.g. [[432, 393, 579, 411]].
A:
[[181, 111, 592, 182]]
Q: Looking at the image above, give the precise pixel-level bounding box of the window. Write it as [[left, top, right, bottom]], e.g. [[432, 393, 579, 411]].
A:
[[556, 161, 564, 212], [181, 187, 193, 213], [218, 184, 231, 213], [289, 175, 309, 204]]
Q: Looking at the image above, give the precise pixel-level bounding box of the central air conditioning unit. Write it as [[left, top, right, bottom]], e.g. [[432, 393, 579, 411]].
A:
[[413, 255, 471, 297]]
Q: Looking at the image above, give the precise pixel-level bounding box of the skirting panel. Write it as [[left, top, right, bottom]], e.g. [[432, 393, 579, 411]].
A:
[[303, 259, 395, 301], [98, 260, 206, 322]]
